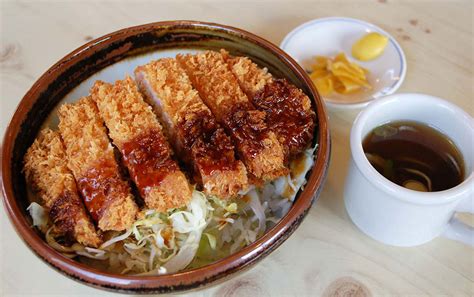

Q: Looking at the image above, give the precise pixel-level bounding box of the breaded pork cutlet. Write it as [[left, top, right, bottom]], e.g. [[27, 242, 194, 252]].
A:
[[176, 51, 288, 183], [221, 50, 273, 98], [58, 97, 138, 231], [135, 59, 248, 198], [23, 129, 102, 247], [90, 77, 192, 211], [222, 50, 316, 158]]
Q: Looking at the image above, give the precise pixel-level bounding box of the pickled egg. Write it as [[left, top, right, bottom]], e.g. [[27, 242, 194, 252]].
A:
[[352, 32, 389, 61]]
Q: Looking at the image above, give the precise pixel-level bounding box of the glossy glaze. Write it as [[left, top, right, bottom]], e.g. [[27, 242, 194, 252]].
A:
[[253, 78, 316, 158], [77, 158, 129, 222], [121, 130, 177, 197]]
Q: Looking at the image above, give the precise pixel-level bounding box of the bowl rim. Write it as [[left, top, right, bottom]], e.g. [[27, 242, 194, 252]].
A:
[[280, 16, 407, 109], [1, 20, 330, 293]]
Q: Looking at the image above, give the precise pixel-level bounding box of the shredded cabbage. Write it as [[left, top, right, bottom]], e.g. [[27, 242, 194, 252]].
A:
[[38, 145, 317, 275], [27, 202, 49, 233]]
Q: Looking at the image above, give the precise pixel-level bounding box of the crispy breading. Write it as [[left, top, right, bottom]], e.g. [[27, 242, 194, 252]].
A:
[[223, 51, 316, 157], [221, 49, 273, 97], [90, 77, 192, 211], [177, 51, 288, 182], [135, 58, 248, 198], [23, 129, 102, 247], [177, 51, 249, 122], [58, 97, 138, 231]]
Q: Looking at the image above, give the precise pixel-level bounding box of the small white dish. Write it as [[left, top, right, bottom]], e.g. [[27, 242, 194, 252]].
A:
[[280, 17, 406, 109]]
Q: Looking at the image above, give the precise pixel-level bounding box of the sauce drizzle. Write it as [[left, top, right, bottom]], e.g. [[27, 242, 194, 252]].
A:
[[77, 158, 129, 222], [178, 110, 237, 176], [253, 79, 316, 158], [49, 191, 82, 242], [121, 130, 178, 197], [223, 103, 269, 158]]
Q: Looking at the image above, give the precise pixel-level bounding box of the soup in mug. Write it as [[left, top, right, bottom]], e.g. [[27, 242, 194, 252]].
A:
[[363, 121, 465, 192]]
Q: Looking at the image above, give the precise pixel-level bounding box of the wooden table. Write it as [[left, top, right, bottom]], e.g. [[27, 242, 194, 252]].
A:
[[1, 1, 472, 296]]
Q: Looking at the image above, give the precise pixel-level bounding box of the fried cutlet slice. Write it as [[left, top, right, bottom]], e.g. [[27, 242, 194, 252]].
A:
[[23, 129, 102, 247], [58, 97, 138, 231], [176, 51, 288, 182], [134, 58, 248, 198], [221, 50, 273, 97], [90, 77, 192, 211], [222, 50, 316, 158]]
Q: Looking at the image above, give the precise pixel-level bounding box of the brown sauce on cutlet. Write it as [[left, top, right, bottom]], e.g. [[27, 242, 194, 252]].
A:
[[121, 130, 178, 197], [178, 110, 237, 175], [49, 191, 82, 242], [178, 110, 218, 153], [223, 103, 269, 158], [253, 79, 316, 157], [194, 128, 238, 175], [77, 159, 129, 222]]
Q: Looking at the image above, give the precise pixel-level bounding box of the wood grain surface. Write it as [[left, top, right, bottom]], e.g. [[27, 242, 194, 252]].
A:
[[1, 0, 472, 296]]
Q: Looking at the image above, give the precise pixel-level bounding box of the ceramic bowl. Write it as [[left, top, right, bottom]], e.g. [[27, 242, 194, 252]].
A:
[[1, 21, 330, 294], [280, 17, 406, 109]]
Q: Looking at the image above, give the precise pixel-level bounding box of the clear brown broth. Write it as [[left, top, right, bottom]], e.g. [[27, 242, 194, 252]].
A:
[[363, 120, 465, 192]]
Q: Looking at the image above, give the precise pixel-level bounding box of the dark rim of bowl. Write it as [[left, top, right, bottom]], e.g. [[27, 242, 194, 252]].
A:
[[1, 20, 330, 293]]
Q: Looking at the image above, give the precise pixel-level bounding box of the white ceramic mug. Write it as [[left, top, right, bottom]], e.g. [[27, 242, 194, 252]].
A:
[[344, 93, 473, 247]]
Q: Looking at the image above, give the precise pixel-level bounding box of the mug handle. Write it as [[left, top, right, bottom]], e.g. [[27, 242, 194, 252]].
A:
[[442, 196, 473, 246]]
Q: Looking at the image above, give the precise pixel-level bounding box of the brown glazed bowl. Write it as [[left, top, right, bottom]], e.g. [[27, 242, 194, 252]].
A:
[[1, 21, 330, 294]]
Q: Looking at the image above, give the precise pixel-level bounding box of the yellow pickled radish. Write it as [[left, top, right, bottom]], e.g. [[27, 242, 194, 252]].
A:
[[313, 76, 334, 96], [352, 32, 389, 61], [309, 52, 371, 96]]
